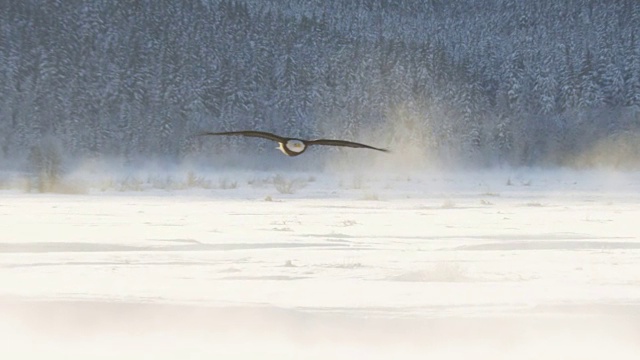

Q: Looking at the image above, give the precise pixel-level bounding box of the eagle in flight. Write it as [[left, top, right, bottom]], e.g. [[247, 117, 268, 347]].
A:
[[196, 130, 389, 157]]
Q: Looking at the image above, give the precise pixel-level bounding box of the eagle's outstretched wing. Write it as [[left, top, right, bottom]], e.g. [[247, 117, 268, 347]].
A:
[[305, 139, 389, 153], [196, 131, 286, 143]]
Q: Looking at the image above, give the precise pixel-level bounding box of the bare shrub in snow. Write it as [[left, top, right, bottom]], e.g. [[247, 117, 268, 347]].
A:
[[218, 178, 238, 190], [248, 176, 273, 188], [340, 174, 367, 190], [186, 171, 213, 189], [525, 202, 544, 207], [393, 263, 468, 282], [26, 136, 65, 193], [0, 173, 12, 190], [119, 177, 144, 192], [273, 175, 306, 194], [360, 192, 380, 201], [351, 175, 365, 189], [441, 199, 456, 208], [341, 219, 358, 227], [482, 191, 500, 197]]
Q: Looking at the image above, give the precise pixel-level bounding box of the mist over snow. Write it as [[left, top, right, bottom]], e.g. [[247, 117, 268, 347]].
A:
[[2, 1, 640, 359]]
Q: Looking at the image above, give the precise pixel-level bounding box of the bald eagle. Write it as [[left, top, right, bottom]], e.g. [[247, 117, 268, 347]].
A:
[[196, 130, 389, 157]]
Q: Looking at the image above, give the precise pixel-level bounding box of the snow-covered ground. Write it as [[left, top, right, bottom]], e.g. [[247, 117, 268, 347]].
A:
[[1, 169, 640, 359]]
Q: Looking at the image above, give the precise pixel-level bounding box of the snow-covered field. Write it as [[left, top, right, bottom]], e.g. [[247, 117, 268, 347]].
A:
[[1, 169, 640, 359]]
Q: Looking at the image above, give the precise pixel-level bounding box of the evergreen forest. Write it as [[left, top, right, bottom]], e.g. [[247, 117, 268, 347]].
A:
[[2, 0, 640, 169]]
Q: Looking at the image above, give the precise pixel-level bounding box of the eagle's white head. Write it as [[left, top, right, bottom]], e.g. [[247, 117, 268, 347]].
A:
[[284, 139, 306, 153], [277, 139, 306, 155]]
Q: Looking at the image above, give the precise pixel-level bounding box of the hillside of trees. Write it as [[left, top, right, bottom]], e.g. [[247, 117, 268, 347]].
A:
[[1, 0, 639, 169]]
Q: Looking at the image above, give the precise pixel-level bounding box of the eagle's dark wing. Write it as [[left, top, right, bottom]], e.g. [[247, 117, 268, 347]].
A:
[[196, 131, 286, 143], [305, 139, 389, 153]]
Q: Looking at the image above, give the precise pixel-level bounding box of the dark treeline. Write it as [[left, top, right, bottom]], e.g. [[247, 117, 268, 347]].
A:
[[1, 0, 639, 168]]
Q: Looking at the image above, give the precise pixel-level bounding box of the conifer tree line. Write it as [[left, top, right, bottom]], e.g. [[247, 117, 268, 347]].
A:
[[1, 0, 639, 167]]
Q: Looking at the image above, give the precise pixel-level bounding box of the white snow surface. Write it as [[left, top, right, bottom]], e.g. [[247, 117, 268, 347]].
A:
[[1, 169, 640, 359]]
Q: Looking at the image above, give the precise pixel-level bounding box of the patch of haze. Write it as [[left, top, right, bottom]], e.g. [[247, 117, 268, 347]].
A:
[[58, 153, 324, 192], [320, 104, 441, 180], [560, 119, 640, 170], [1, 300, 639, 360], [34, 156, 640, 203], [4, 125, 639, 197]]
